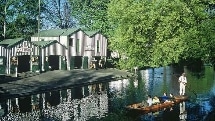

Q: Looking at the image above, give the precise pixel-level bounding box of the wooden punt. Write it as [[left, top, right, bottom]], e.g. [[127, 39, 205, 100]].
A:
[[174, 95, 189, 103], [125, 95, 188, 115]]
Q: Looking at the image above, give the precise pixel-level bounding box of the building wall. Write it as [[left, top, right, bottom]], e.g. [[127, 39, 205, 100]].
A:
[[31, 30, 108, 58], [30, 29, 108, 70], [59, 36, 68, 47], [44, 43, 66, 56], [84, 35, 94, 57], [91, 33, 107, 57], [102, 35, 108, 57], [68, 30, 86, 56], [0, 41, 39, 57], [0, 46, 7, 57], [0, 40, 39, 74], [12, 41, 39, 56]]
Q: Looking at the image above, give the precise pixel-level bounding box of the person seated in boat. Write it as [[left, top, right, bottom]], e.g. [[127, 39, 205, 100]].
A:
[[160, 92, 169, 103], [152, 95, 160, 105], [146, 95, 153, 106], [169, 93, 175, 102], [141, 100, 148, 107], [164, 93, 175, 103], [141, 95, 153, 107]]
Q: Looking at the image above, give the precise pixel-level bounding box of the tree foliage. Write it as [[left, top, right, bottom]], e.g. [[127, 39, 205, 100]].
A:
[[0, 0, 40, 39], [108, 0, 215, 69], [42, 0, 77, 29], [1, 0, 215, 70], [69, 0, 110, 34]]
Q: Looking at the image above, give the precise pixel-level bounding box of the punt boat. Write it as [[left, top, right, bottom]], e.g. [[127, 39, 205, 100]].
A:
[[125, 95, 188, 114]]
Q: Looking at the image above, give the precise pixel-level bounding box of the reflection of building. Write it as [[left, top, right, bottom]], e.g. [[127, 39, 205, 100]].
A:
[[6, 96, 32, 114], [31, 94, 40, 111], [140, 69, 151, 92], [42, 83, 108, 120], [7, 98, 20, 113], [0, 83, 109, 120], [109, 79, 129, 92]]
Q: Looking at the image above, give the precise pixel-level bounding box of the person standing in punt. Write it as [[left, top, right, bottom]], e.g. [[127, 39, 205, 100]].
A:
[[178, 73, 187, 95]]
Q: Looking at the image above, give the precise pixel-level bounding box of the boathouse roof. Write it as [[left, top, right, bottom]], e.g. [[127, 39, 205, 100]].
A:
[[31, 40, 67, 48], [0, 38, 25, 48], [31, 28, 81, 37], [84, 30, 100, 37]]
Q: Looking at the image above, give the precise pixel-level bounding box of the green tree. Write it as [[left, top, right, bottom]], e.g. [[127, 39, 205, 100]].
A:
[[108, 0, 214, 69], [42, 0, 77, 29], [0, 0, 14, 39], [198, 7, 215, 65], [0, 0, 40, 39], [69, 0, 110, 34]]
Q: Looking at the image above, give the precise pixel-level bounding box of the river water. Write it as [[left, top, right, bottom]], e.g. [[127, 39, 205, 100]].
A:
[[0, 65, 215, 121]]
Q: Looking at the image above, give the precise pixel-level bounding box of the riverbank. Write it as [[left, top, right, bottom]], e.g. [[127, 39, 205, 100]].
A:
[[0, 69, 133, 100]]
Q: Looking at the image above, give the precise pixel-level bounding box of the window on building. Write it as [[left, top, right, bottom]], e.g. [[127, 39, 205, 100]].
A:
[[97, 40, 100, 52], [69, 38, 73, 46], [76, 39, 79, 53]]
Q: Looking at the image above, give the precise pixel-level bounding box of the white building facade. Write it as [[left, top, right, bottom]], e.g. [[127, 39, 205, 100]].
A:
[[31, 28, 108, 70]]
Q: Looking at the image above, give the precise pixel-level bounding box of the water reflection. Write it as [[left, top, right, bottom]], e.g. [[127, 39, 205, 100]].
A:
[[137, 66, 215, 121], [141, 67, 179, 96], [179, 102, 187, 120], [0, 83, 109, 121], [0, 66, 215, 121], [140, 100, 213, 121]]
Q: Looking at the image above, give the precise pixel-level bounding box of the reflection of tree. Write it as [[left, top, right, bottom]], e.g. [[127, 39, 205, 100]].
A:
[[162, 106, 179, 121], [209, 95, 215, 108], [185, 102, 208, 120], [184, 66, 214, 95], [123, 74, 146, 105], [205, 95, 215, 121], [136, 71, 147, 102], [108, 79, 129, 111]]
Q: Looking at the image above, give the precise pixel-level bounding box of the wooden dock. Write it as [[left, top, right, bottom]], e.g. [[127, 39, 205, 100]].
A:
[[0, 69, 133, 99]]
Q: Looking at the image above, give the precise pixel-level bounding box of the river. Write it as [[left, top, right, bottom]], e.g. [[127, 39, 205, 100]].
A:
[[0, 65, 215, 121]]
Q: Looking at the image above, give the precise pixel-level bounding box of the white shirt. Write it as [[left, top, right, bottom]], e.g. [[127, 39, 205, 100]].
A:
[[179, 76, 187, 84], [147, 98, 153, 106]]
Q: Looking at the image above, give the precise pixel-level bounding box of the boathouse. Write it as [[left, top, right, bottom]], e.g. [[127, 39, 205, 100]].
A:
[[31, 28, 108, 70], [0, 38, 67, 75], [0, 28, 108, 75], [84, 30, 107, 64]]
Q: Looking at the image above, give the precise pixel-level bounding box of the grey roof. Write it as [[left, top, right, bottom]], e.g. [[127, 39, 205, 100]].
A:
[[32, 28, 81, 37], [0, 38, 25, 48], [31, 40, 67, 48]]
